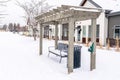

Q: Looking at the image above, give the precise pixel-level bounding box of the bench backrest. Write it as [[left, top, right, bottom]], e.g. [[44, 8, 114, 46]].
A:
[[57, 43, 68, 51], [57, 43, 82, 53]]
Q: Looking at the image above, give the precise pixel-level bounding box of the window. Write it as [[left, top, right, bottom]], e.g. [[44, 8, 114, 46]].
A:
[[96, 25, 100, 38], [64, 28, 67, 37], [88, 24, 100, 38], [62, 24, 68, 37], [77, 26, 81, 41], [52, 28, 54, 35], [82, 25, 86, 37], [114, 26, 120, 38], [88, 25, 91, 38]]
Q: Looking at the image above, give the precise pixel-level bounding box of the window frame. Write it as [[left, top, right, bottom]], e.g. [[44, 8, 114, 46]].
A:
[[113, 25, 120, 39]]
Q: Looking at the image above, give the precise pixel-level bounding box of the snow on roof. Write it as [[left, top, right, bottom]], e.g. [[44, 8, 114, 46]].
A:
[[70, 7, 101, 12], [47, 0, 120, 12], [108, 11, 120, 16], [91, 0, 120, 12], [80, 0, 120, 12]]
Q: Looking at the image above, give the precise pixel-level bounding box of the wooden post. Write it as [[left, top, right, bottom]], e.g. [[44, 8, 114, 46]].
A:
[[116, 36, 119, 51], [86, 37, 89, 47], [90, 18, 96, 71], [68, 17, 74, 74], [86, 26, 89, 47], [39, 23, 43, 55], [49, 30, 52, 40], [99, 39, 103, 49], [106, 38, 110, 50], [55, 22, 58, 49]]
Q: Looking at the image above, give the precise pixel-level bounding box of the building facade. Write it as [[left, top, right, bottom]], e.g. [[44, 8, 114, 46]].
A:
[[42, 0, 114, 47], [77, 0, 110, 46], [108, 12, 120, 46]]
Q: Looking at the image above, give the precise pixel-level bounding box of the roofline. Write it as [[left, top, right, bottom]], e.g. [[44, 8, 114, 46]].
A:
[[108, 11, 120, 17], [80, 0, 87, 6], [105, 10, 112, 14], [80, 0, 102, 8]]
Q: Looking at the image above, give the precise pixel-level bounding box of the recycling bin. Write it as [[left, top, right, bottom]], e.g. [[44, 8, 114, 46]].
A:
[[74, 45, 82, 68]]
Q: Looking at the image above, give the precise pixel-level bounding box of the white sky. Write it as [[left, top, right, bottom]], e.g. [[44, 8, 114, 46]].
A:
[[0, 0, 120, 26], [0, 0, 81, 26]]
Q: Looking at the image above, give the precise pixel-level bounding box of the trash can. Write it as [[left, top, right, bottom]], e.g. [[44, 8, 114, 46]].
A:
[[74, 45, 82, 68]]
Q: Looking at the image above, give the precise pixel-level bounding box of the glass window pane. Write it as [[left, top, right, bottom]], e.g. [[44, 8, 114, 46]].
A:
[[88, 24, 100, 38], [96, 25, 100, 38], [82, 25, 86, 37], [88, 25, 91, 38], [114, 26, 120, 38]]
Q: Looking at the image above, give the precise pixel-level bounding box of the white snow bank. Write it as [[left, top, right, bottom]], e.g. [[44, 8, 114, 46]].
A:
[[0, 32, 120, 80]]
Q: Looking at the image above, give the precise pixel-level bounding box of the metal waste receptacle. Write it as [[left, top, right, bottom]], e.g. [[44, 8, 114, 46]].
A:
[[74, 45, 82, 69]]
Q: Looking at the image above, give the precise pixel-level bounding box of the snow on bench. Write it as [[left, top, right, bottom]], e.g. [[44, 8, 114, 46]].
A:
[[48, 43, 68, 63]]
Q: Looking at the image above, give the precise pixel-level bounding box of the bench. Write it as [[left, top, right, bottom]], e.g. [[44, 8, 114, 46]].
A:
[[48, 43, 68, 63]]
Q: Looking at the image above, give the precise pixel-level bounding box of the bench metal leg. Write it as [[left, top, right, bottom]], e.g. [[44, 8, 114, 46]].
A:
[[59, 57, 62, 63]]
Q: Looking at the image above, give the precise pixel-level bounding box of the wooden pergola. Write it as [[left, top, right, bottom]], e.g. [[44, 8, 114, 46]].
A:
[[35, 5, 102, 74]]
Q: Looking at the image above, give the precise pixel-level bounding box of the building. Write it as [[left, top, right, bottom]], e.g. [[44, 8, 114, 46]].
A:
[[76, 0, 112, 46], [108, 11, 120, 46], [42, 0, 120, 46]]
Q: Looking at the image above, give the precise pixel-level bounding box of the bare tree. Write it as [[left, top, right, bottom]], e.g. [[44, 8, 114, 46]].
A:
[[16, 0, 52, 26], [8, 23, 14, 32], [16, 0, 52, 40], [2, 24, 7, 31]]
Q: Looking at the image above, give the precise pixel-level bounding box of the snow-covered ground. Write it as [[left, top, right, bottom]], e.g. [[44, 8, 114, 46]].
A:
[[0, 32, 120, 80]]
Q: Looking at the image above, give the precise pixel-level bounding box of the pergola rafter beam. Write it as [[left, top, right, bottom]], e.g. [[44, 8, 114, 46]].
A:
[[36, 5, 101, 23]]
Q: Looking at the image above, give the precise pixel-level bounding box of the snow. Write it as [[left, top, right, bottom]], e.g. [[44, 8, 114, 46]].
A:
[[70, 7, 100, 12], [0, 32, 120, 80]]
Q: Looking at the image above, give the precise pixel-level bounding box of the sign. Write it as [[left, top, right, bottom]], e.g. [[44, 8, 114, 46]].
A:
[[88, 42, 94, 53]]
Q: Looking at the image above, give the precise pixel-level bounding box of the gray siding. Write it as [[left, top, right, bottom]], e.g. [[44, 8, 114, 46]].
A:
[[108, 15, 120, 38]]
